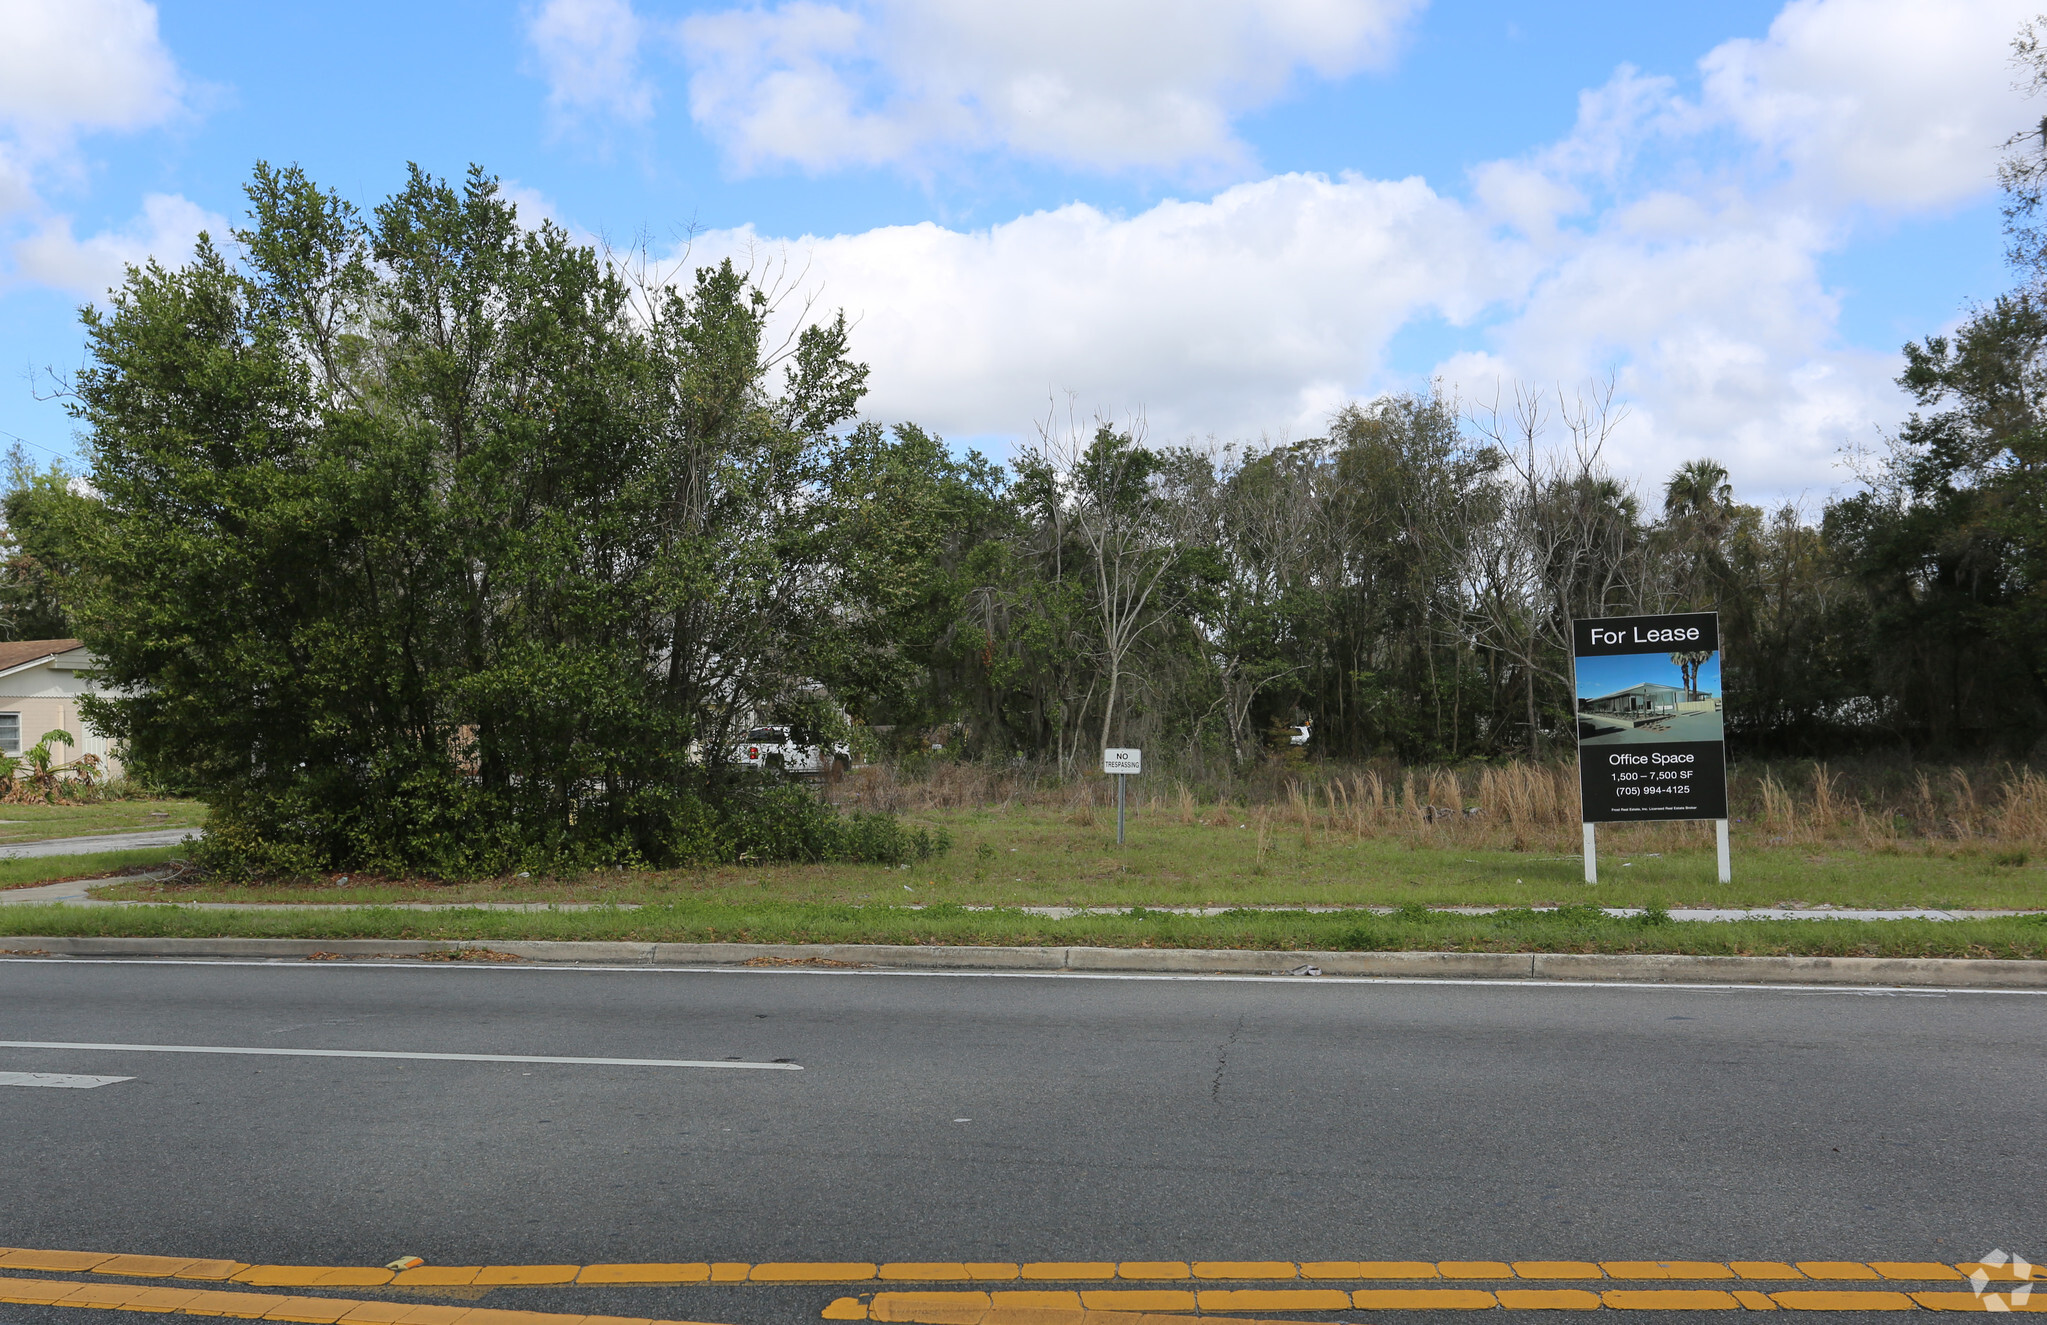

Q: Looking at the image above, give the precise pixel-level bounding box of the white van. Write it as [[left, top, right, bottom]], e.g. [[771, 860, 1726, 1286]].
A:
[[731, 725, 851, 777]]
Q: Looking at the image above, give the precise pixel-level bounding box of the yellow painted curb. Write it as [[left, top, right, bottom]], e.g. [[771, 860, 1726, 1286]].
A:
[[578, 1265, 712, 1286], [1190, 1264, 1294, 1282], [1080, 1291, 1196, 1312], [4, 1243, 2022, 1297], [1497, 1288, 1604, 1309], [1439, 1262, 1514, 1281], [1194, 1290, 1350, 1312], [1600, 1290, 1740, 1310], [1773, 1290, 1919, 1310], [753, 1265, 879, 1284], [1875, 1265, 1968, 1283], [1795, 1263, 1881, 1281], [0, 1276, 712, 1325], [1913, 1291, 2047, 1312], [391, 1270, 482, 1288], [871, 1291, 990, 1323], [233, 1269, 395, 1289], [1601, 1263, 1734, 1281], [474, 1268, 578, 1287], [1515, 1263, 1605, 1281], [1350, 1289, 1498, 1310]]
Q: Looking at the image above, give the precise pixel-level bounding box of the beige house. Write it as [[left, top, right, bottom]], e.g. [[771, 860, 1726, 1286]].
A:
[[0, 639, 123, 777]]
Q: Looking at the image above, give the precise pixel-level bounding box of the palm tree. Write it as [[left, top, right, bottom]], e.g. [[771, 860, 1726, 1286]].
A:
[[1661, 459, 1735, 608], [1663, 459, 1734, 534], [1670, 649, 1712, 700]]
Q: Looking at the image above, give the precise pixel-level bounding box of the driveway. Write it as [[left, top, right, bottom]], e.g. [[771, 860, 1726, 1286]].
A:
[[0, 828, 198, 859]]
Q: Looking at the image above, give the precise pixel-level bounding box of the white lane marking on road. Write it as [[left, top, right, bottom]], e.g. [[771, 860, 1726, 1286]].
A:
[[0, 1041, 801, 1069], [0, 956, 2033, 996], [0, 1070, 133, 1088]]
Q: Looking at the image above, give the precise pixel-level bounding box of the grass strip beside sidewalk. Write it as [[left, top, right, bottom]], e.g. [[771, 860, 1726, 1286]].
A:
[[0, 847, 184, 889], [6, 899, 2047, 959]]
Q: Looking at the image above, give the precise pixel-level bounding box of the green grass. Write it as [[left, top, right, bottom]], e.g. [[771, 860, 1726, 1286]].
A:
[[0, 798, 205, 845], [0, 846, 185, 889], [7, 897, 2047, 959], [86, 805, 2047, 910]]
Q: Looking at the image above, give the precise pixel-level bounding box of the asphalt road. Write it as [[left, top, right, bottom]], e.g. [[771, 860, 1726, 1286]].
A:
[[2, 959, 2042, 1323]]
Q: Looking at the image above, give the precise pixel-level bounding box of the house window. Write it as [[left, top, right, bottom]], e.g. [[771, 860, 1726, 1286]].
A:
[[0, 714, 17, 756]]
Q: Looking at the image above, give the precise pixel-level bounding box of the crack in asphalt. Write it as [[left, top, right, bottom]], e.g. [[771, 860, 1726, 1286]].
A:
[[1211, 1014, 1244, 1104]]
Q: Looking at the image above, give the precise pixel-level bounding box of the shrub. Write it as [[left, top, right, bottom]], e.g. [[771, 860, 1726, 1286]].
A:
[[192, 774, 947, 881], [695, 781, 950, 868]]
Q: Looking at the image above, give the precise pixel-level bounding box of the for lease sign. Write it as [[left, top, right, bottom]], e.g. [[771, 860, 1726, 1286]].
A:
[[1572, 612, 1728, 823]]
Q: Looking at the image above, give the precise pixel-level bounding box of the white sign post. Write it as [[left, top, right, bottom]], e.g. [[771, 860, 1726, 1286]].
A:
[[1103, 748, 1141, 844]]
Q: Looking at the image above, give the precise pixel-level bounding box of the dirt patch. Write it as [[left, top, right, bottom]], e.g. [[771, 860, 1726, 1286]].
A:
[[742, 954, 869, 968], [410, 947, 524, 962]]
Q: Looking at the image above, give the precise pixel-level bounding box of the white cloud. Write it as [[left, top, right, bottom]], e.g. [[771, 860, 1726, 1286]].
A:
[[11, 193, 226, 297], [526, 0, 656, 131], [675, 0, 1424, 173], [1701, 0, 2037, 210], [1434, 201, 1896, 495], [698, 174, 1879, 494], [0, 0, 207, 299], [689, 171, 1519, 444], [0, 0, 183, 147], [666, 0, 2046, 498]]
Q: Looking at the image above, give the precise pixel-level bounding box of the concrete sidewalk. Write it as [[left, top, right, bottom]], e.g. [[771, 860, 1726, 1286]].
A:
[[2, 876, 2038, 926], [0, 874, 612, 911], [0, 828, 197, 859]]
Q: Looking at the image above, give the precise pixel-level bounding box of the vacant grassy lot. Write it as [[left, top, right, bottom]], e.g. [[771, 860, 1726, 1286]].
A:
[[86, 803, 2047, 910], [0, 798, 205, 845], [8, 895, 2047, 959]]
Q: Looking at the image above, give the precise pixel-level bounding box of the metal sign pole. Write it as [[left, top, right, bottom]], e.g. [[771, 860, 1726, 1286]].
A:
[[1716, 818, 1731, 883], [1102, 748, 1141, 845], [1582, 822, 1597, 884]]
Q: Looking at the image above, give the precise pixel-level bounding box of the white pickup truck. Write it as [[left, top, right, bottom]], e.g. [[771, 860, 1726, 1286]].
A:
[[731, 725, 851, 777]]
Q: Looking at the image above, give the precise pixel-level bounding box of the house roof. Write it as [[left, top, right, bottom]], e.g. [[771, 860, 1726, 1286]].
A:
[[1586, 682, 1681, 701], [0, 639, 81, 673]]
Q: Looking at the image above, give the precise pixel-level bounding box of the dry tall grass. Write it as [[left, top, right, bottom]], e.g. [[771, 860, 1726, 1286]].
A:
[[832, 755, 2047, 852]]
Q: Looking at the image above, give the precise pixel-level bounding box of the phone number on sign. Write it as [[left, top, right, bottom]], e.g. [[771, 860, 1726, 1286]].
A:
[[1614, 777, 1694, 796]]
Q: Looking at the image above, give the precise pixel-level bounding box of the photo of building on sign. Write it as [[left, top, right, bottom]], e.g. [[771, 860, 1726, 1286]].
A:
[[1573, 649, 1723, 747]]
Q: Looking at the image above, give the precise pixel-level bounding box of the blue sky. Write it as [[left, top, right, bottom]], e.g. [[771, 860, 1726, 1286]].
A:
[[1575, 651, 1723, 702], [0, 0, 2032, 501]]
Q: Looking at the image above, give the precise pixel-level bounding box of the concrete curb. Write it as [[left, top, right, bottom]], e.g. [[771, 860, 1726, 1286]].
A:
[[3, 935, 2046, 988]]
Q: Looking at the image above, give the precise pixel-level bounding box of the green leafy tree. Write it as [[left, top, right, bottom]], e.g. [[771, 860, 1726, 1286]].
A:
[[811, 422, 1007, 741], [1823, 292, 2047, 752], [65, 162, 926, 875], [0, 450, 97, 640]]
